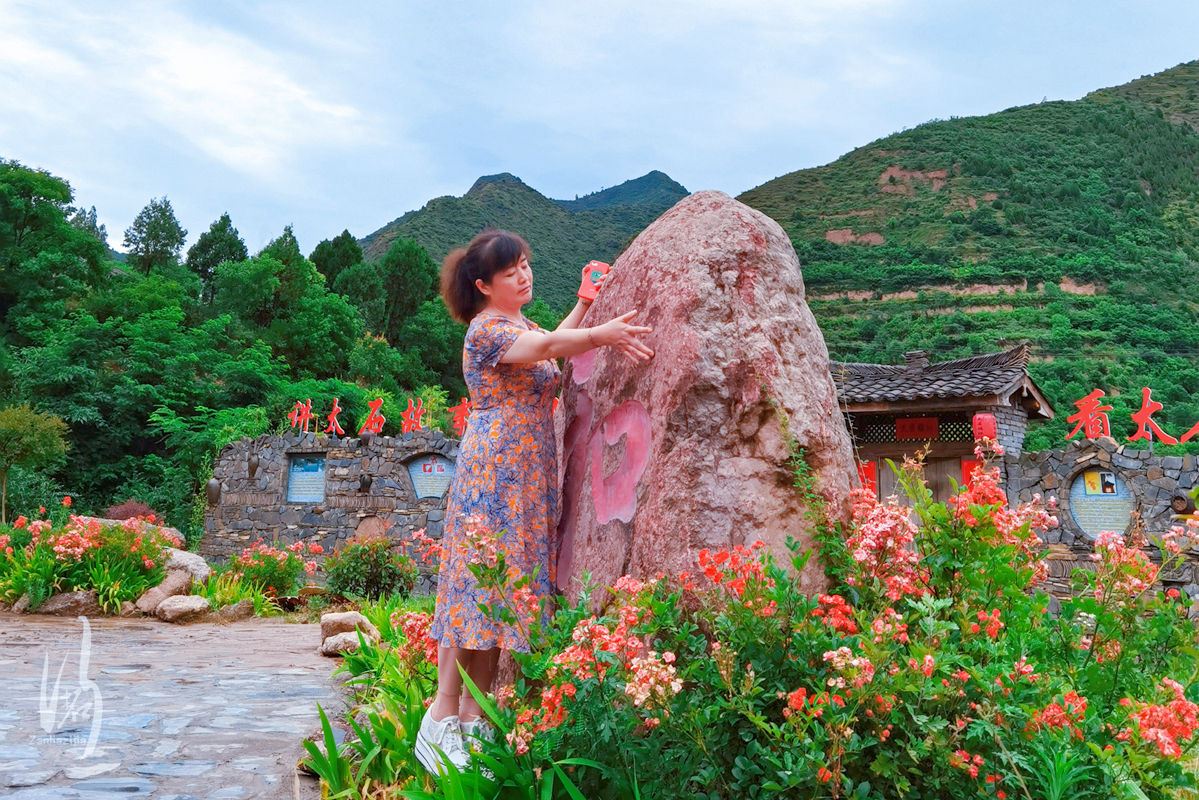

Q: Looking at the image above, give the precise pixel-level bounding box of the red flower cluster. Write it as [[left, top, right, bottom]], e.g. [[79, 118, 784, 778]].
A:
[[812, 594, 858, 635], [551, 605, 645, 682], [1027, 691, 1088, 739], [948, 748, 984, 778], [408, 528, 443, 568], [50, 516, 103, 561], [782, 686, 845, 720], [390, 610, 438, 667], [508, 681, 578, 755], [697, 542, 777, 616], [846, 488, 928, 600], [1120, 679, 1199, 758], [1092, 530, 1158, 604], [970, 608, 1004, 638], [870, 608, 909, 644]]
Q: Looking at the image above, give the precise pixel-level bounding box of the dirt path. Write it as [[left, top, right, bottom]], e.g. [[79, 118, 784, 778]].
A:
[[0, 613, 345, 799]]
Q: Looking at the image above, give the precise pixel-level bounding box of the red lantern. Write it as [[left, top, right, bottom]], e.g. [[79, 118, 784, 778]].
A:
[[972, 413, 997, 441]]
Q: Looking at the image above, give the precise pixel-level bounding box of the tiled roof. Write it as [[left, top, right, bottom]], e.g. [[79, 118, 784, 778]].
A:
[[831, 344, 1032, 404]]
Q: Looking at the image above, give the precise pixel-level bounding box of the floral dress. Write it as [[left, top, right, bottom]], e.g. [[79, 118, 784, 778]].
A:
[[430, 314, 561, 652]]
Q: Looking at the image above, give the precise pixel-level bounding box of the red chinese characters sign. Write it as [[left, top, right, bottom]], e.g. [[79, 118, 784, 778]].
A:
[[283, 396, 486, 438], [1066, 387, 1199, 444], [895, 417, 939, 440]]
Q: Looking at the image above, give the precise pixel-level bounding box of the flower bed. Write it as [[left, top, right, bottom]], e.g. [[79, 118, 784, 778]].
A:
[[0, 505, 180, 613], [306, 446, 1199, 798]]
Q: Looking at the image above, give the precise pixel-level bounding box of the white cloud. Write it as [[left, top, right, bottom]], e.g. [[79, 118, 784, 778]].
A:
[[0, 0, 367, 184]]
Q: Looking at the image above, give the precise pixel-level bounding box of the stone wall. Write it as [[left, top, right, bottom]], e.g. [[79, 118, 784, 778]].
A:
[[202, 430, 459, 562], [983, 404, 1028, 459], [1006, 437, 1199, 601]]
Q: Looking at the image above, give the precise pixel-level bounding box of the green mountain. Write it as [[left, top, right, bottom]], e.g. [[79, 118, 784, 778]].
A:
[[738, 60, 1199, 451], [360, 171, 688, 310]]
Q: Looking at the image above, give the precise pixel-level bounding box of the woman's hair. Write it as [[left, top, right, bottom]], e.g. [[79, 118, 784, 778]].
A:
[[440, 228, 531, 323]]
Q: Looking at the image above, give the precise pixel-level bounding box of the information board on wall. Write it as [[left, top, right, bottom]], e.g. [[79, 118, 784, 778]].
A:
[[408, 454, 455, 498], [1069, 469, 1132, 538], [287, 455, 326, 503]]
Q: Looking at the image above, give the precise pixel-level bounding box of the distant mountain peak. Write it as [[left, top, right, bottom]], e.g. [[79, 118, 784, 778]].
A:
[[466, 173, 529, 194], [357, 170, 687, 309], [554, 171, 689, 211]]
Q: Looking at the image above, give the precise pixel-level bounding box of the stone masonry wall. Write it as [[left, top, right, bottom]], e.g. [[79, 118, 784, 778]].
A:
[[1006, 437, 1199, 603], [984, 404, 1027, 459], [202, 430, 459, 564]]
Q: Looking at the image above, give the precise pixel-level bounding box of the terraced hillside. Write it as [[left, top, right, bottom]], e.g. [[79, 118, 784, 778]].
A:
[[738, 60, 1199, 451]]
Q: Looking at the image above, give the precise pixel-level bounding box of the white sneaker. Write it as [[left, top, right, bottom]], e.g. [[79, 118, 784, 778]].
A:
[[460, 717, 496, 749], [414, 708, 470, 776], [460, 717, 495, 780]]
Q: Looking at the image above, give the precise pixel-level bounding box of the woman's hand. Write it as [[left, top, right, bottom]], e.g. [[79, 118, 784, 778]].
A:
[[592, 311, 654, 362]]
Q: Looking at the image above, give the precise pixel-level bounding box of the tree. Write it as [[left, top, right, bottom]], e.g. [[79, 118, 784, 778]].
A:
[[124, 196, 187, 275], [186, 213, 247, 302], [68, 205, 108, 248], [334, 237, 439, 347], [378, 238, 438, 332], [0, 162, 107, 333], [0, 404, 69, 523], [310, 229, 363, 286]]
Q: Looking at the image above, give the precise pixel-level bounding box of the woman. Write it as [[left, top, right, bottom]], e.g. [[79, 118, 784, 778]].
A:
[[417, 229, 653, 775]]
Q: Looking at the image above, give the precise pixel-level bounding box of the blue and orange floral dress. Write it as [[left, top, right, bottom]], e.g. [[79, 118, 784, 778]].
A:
[[430, 314, 560, 652]]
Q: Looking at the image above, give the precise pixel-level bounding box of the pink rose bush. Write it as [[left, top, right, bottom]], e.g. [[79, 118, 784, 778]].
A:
[[309, 447, 1199, 799]]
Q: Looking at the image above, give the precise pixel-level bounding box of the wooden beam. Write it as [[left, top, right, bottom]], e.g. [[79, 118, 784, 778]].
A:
[[842, 396, 1003, 415]]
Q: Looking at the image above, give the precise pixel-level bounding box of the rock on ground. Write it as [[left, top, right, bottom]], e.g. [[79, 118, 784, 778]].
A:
[[36, 590, 102, 616], [156, 594, 211, 623], [319, 611, 380, 643], [164, 547, 212, 582], [320, 631, 369, 657], [557, 190, 856, 600], [135, 569, 193, 615], [213, 598, 256, 623]]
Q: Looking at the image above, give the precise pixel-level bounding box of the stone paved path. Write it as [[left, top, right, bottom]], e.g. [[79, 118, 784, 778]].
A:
[[0, 613, 345, 799]]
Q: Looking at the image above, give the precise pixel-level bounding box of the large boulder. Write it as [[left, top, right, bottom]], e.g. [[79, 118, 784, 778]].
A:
[[557, 191, 856, 599], [135, 569, 193, 615]]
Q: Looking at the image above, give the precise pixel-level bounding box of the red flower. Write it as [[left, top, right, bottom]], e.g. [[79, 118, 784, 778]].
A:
[[62, 496, 72, 507]]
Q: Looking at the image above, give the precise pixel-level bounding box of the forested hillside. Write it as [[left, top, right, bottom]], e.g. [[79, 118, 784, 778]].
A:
[[360, 171, 688, 310], [739, 60, 1199, 451]]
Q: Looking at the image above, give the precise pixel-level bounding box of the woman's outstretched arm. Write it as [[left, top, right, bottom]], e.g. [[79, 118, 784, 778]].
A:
[[501, 311, 653, 364]]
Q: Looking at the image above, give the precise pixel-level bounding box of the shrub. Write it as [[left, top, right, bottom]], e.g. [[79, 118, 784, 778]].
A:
[[324, 531, 417, 600], [310, 442, 1199, 799], [104, 498, 162, 522], [224, 538, 322, 597]]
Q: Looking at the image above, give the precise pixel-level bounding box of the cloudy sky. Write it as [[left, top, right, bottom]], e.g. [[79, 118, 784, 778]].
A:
[[1, 0, 1197, 255]]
